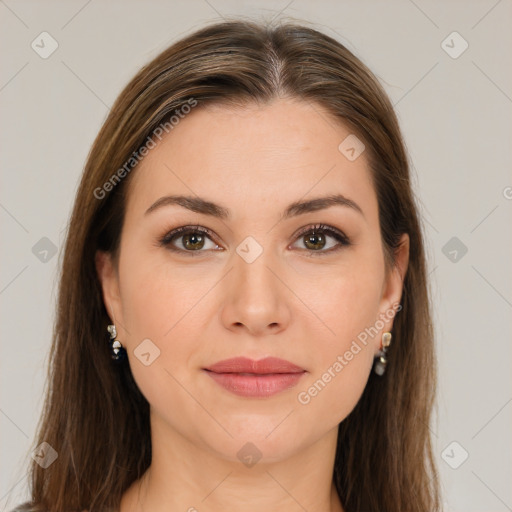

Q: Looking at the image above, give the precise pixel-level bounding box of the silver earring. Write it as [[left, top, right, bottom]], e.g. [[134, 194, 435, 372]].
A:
[[107, 324, 126, 361], [373, 332, 392, 376]]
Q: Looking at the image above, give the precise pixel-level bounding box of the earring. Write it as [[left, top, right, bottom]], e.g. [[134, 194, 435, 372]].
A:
[[373, 332, 392, 376], [107, 324, 126, 361]]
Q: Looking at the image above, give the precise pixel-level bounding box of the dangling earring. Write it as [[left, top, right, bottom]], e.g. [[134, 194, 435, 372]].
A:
[[107, 324, 126, 361], [373, 332, 392, 376]]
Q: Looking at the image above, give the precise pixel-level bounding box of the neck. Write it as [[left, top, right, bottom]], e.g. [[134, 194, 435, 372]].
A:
[[120, 413, 344, 512]]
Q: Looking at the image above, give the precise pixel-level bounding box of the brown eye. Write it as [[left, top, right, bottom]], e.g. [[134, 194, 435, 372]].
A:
[[303, 231, 327, 251], [159, 226, 220, 255], [180, 232, 206, 250], [293, 224, 351, 255], [159, 223, 350, 257]]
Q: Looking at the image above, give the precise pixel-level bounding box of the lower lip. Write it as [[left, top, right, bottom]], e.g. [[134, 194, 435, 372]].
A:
[[204, 370, 306, 398]]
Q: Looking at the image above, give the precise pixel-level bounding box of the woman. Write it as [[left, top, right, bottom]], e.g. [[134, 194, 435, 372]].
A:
[[13, 19, 440, 512]]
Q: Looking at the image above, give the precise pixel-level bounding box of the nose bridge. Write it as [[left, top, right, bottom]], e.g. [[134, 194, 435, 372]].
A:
[[233, 235, 280, 300], [221, 235, 290, 333]]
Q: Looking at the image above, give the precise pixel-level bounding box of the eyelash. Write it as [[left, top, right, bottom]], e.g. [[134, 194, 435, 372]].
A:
[[158, 223, 351, 257]]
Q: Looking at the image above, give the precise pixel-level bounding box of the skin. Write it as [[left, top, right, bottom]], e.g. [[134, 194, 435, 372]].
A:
[[96, 97, 409, 512]]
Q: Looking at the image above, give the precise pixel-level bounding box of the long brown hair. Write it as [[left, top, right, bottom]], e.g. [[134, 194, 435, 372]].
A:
[[13, 19, 440, 512]]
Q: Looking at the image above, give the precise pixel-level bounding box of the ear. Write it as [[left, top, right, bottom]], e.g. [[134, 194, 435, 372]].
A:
[[95, 250, 124, 331], [377, 233, 409, 335]]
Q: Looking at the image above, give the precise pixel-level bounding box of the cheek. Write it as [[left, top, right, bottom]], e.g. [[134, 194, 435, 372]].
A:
[[293, 311, 376, 431], [295, 345, 373, 436], [293, 256, 384, 421], [114, 247, 204, 390], [302, 250, 385, 347], [117, 244, 203, 341], [115, 252, 208, 420]]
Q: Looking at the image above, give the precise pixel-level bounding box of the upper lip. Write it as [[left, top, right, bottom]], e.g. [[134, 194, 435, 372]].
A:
[[204, 357, 305, 374]]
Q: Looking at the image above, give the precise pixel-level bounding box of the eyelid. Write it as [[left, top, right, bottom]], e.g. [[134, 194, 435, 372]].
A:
[[292, 223, 350, 244], [158, 224, 221, 249]]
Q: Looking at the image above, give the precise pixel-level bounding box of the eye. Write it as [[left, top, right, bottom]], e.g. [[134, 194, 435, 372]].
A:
[[291, 223, 351, 255], [158, 225, 221, 255], [159, 223, 351, 256]]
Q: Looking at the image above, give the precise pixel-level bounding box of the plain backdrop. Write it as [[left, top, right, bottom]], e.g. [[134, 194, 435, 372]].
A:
[[1, 1, 511, 511]]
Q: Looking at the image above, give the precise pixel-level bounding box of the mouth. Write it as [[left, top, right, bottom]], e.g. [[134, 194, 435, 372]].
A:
[[203, 357, 307, 398]]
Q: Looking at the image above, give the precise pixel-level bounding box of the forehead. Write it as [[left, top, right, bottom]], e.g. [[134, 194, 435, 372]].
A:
[[125, 98, 377, 222]]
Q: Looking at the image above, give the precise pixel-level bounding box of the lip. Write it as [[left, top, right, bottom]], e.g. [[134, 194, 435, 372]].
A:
[[203, 357, 306, 398]]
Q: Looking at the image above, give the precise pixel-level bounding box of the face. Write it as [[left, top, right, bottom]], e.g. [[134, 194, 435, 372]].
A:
[[96, 98, 408, 464]]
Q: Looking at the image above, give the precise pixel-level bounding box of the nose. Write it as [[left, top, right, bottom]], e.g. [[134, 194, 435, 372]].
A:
[[220, 246, 291, 337]]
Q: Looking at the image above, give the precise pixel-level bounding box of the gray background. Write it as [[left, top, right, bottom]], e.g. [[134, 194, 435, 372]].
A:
[[1, 1, 511, 511]]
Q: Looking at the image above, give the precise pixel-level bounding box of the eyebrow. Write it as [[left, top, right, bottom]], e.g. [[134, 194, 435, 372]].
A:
[[144, 193, 364, 220]]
